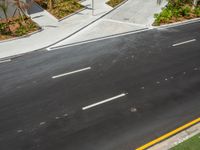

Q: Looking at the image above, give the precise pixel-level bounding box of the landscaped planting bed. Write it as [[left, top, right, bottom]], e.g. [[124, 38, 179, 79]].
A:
[[37, 0, 84, 19], [0, 17, 40, 41], [154, 0, 200, 26], [106, 0, 125, 7]]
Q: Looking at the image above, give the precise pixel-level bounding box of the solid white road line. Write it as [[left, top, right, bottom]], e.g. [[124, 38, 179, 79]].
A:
[[0, 59, 11, 64], [172, 39, 196, 47], [52, 67, 91, 79], [82, 93, 128, 110]]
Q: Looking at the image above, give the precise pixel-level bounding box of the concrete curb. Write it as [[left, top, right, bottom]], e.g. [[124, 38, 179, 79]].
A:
[[153, 17, 200, 29], [148, 123, 200, 150], [48, 27, 149, 50], [136, 118, 200, 150]]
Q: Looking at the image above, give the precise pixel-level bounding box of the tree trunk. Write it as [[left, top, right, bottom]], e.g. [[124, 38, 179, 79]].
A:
[[193, 0, 198, 6], [48, 0, 53, 9]]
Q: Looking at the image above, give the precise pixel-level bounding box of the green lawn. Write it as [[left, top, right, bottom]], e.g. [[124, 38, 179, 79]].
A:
[[171, 133, 200, 150]]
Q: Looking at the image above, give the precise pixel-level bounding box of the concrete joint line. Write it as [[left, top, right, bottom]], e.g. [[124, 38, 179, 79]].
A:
[[102, 18, 147, 27]]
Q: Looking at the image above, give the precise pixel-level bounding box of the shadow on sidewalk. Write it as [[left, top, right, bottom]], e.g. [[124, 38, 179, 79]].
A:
[[27, 1, 44, 15]]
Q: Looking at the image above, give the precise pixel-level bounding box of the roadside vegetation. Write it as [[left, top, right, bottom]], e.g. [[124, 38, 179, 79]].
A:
[[154, 0, 200, 25], [106, 0, 125, 7], [36, 0, 84, 19], [0, 0, 40, 41], [171, 133, 200, 150], [0, 0, 84, 41], [0, 17, 39, 40]]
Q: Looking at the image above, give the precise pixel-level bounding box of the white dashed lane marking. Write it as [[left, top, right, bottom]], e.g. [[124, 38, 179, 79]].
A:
[[82, 93, 128, 110], [172, 39, 196, 47], [156, 81, 160, 84], [39, 122, 46, 126], [17, 130, 23, 133], [63, 113, 68, 117], [52, 67, 91, 79]]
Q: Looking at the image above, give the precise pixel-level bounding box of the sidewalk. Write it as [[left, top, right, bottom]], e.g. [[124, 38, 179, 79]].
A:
[[0, 0, 167, 59], [0, 0, 112, 60], [49, 0, 167, 49]]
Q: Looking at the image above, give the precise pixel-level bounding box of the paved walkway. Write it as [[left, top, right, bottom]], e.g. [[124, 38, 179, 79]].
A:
[[49, 0, 167, 49], [106, 0, 167, 25], [0, 0, 167, 59], [0, 0, 111, 59]]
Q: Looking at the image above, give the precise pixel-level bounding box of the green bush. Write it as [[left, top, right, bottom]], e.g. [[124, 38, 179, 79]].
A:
[[179, 5, 191, 16], [173, 8, 181, 17], [154, 8, 173, 25], [169, 0, 193, 7], [194, 7, 200, 16], [154, 0, 200, 25], [0, 22, 7, 34], [15, 25, 28, 36]]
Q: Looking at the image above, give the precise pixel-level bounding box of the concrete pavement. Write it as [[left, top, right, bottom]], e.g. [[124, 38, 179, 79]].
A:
[[0, 0, 112, 60], [0, 21, 200, 150], [105, 0, 167, 25], [49, 0, 167, 49], [0, 0, 167, 59]]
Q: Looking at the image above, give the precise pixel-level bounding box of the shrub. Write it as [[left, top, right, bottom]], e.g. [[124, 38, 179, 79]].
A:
[[14, 25, 28, 36], [0, 22, 11, 34], [154, 0, 199, 25], [194, 7, 200, 16], [154, 8, 173, 25], [179, 5, 191, 16], [0, 17, 39, 40], [169, 0, 193, 7]]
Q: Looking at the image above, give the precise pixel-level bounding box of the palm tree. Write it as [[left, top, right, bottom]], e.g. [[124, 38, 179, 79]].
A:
[[0, 0, 12, 33], [12, 0, 30, 21], [48, 0, 54, 10], [0, 0, 9, 20], [157, 0, 162, 5], [35, 0, 54, 9], [193, 0, 199, 6]]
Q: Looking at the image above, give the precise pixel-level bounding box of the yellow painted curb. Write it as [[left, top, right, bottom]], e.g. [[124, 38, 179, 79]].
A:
[[136, 117, 200, 150]]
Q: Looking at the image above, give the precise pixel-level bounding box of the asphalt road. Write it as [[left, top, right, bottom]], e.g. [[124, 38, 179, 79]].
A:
[[0, 21, 200, 150]]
